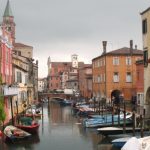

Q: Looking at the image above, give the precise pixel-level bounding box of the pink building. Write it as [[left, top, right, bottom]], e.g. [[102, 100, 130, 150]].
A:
[[0, 0, 15, 123]]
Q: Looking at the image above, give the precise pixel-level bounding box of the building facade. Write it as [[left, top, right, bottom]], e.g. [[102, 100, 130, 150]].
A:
[[47, 54, 84, 93], [0, 0, 17, 123], [92, 41, 143, 103], [78, 64, 92, 99], [141, 8, 150, 116], [136, 60, 144, 113], [0, 0, 38, 124]]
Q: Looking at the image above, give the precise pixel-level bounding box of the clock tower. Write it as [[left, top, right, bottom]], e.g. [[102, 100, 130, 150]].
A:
[[2, 0, 15, 44], [71, 54, 78, 68]]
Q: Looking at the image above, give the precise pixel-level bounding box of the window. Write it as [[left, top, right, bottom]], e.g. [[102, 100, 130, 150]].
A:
[[25, 75, 28, 84], [113, 57, 119, 65], [144, 50, 148, 67], [142, 19, 147, 34], [18, 51, 21, 56], [126, 56, 131, 65], [103, 74, 105, 82], [98, 75, 100, 83], [101, 74, 103, 82], [126, 72, 132, 82], [17, 71, 22, 83], [137, 71, 140, 81], [137, 93, 144, 106], [113, 72, 119, 82]]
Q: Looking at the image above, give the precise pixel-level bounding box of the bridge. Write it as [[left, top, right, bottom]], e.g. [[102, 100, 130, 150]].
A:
[[38, 92, 74, 101]]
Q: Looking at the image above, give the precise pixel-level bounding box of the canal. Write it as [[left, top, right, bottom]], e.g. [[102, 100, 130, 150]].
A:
[[0, 102, 119, 150]]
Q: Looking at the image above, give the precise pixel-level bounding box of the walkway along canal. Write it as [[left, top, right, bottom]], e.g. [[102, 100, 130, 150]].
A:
[[0, 101, 119, 150]]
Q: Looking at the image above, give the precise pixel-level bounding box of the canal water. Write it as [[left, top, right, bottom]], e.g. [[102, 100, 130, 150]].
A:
[[0, 102, 120, 150]]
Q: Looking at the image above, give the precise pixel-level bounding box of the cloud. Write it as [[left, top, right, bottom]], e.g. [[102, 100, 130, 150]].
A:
[[0, 0, 149, 77]]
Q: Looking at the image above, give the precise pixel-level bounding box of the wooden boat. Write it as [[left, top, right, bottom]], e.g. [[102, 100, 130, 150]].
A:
[[15, 117, 40, 134], [97, 127, 141, 135], [4, 125, 31, 142], [83, 112, 132, 128]]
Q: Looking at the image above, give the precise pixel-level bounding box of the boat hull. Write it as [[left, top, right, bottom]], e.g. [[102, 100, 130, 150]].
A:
[[15, 124, 40, 134], [4, 125, 31, 142]]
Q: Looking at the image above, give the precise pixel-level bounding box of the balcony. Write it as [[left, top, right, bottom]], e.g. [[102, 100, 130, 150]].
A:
[[3, 85, 18, 96]]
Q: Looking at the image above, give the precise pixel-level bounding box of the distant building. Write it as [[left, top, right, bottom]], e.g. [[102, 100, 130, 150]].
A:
[[78, 64, 92, 100], [92, 41, 143, 103], [47, 54, 84, 92], [38, 78, 45, 92]]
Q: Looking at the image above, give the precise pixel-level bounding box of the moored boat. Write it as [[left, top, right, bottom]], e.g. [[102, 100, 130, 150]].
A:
[[113, 136, 150, 149], [15, 117, 40, 134], [83, 112, 132, 128], [97, 127, 141, 135], [4, 125, 31, 142]]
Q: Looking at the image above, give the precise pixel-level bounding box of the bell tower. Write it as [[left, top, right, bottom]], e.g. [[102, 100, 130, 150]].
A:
[[2, 0, 16, 44], [71, 54, 78, 68]]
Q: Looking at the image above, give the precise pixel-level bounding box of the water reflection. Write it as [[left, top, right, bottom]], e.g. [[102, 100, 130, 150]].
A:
[[0, 102, 119, 150]]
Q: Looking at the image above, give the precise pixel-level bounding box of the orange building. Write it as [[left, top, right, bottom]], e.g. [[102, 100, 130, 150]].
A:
[[92, 41, 143, 103]]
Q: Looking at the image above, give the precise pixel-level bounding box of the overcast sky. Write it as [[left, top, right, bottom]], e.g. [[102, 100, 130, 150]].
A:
[[0, 0, 150, 77]]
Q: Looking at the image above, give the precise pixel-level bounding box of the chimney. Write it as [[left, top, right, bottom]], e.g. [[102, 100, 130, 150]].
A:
[[130, 40, 133, 54], [102, 41, 107, 54]]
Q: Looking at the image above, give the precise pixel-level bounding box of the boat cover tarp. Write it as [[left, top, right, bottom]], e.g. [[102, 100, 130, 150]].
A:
[[121, 137, 140, 150], [20, 117, 32, 126]]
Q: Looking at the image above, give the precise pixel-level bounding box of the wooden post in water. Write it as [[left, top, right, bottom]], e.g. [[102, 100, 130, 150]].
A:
[[123, 102, 126, 133], [143, 109, 145, 128], [132, 111, 135, 136], [15, 100, 19, 124], [140, 114, 144, 138], [102, 102, 103, 116], [112, 101, 114, 126], [118, 103, 120, 127], [10, 96, 14, 125], [93, 97, 96, 112], [41, 102, 44, 134], [99, 100, 100, 115]]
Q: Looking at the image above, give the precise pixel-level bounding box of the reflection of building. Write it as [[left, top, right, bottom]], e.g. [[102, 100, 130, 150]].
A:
[[92, 41, 143, 102], [141, 8, 150, 116], [78, 64, 92, 99]]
